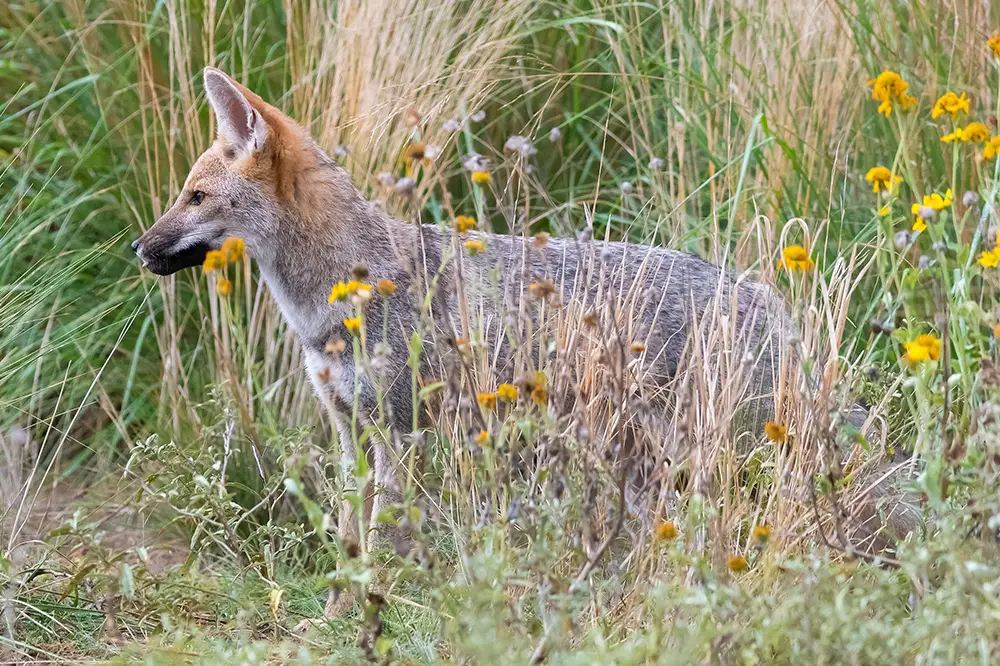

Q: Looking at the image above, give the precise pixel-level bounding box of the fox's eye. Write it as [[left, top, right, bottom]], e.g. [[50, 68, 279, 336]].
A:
[[189, 190, 206, 206]]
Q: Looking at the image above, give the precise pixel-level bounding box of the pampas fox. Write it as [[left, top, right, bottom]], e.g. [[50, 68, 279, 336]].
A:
[[133, 69, 913, 616]]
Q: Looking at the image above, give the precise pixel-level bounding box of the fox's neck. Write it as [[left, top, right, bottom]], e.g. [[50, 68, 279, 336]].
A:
[[252, 193, 411, 347]]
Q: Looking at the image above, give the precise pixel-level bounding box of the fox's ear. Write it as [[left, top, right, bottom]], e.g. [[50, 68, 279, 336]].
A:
[[203, 68, 268, 154]]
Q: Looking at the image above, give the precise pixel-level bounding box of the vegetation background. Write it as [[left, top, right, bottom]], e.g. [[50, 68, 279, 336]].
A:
[[3, 0, 1000, 662]]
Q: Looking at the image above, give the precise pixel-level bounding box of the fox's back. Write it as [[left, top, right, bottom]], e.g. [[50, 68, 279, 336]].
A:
[[377, 224, 793, 430]]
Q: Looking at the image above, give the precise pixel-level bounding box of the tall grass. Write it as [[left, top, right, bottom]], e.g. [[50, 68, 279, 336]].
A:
[[2, 0, 1000, 662]]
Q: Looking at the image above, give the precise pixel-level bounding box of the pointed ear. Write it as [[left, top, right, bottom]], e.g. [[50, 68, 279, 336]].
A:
[[203, 68, 268, 154]]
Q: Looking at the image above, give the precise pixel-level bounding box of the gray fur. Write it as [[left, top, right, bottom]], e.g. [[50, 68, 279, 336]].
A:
[[133, 69, 912, 572]]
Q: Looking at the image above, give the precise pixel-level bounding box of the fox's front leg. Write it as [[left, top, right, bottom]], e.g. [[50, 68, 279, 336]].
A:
[[295, 417, 361, 630], [336, 419, 402, 551], [309, 418, 364, 625], [369, 436, 403, 548]]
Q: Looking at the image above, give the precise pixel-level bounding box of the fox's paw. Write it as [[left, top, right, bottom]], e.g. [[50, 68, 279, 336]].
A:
[[293, 589, 355, 632]]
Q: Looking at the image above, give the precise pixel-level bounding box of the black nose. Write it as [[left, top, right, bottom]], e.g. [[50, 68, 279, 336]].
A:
[[131, 238, 141, 254]]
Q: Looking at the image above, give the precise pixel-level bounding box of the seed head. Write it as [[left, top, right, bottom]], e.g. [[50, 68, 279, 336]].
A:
[[393, 177, 416, 194], [325, 337, 346, 355], [470, 110, 486, 123], [443, 118, 461, 132], [619, 181, 633, 195], [648, 156, 664, 170], [377, 172, 396, 187], [463, 153, 490, 172], [504, 135, 537, 158], [548, 127, 562, 143]]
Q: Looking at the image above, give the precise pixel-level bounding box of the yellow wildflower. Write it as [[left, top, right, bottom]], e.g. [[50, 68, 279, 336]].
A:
[[477, 392, 497, 410], [329, 281, 350, 302], [942, 122, 989, 143], [994, 323, 1000, 338], [464, 239, 486, 255], [202, 250, 227, 273], [910, 190, 952, 215], [912, 218, 927, 233], [989, 30, 1000, 58], [528, 279, 556, 300], [865, 166, 902, 193], [764, 421, 786, 443], [471, 171, 491, 184], [878, 205, 891, 217], [376, 279, 397, 296], [727, 555, 749, 573], [496, 383, 519, 402], [777, 245, 814, 271], [221, 237, 245, 262], [867, 70, 917, 117], [978, 247, 1000, 268], [654, 521, 677, 542], [474, 430, 489, 446], [903, 334, 942, 364], [752, 525, 771, 545], [931, 92, 970, 120], [963, 122, 989, 142], [454, 216, 477, 233], [216, 276, 231, 296], [329, 280, 372, 303], [404, 142, 426, 163], [343, 317, 361, 334], [984, 136, 1000, 160]]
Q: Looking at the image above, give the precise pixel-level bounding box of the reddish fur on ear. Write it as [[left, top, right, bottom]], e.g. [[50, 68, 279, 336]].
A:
[[224, 76, 317, 201]]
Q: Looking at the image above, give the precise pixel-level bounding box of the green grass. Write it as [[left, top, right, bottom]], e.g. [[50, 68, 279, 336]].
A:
[[3, 0, 1000, 663]]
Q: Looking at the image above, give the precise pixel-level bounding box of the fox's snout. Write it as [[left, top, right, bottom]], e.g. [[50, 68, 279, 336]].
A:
[[132, 223, 217, 276]]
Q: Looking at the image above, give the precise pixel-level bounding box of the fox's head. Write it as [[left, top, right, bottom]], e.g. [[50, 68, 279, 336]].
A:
[[132, 68, 325, 275]]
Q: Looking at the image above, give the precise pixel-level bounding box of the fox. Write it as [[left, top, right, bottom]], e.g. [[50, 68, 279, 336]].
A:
[[133, 68, 915, 618]]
